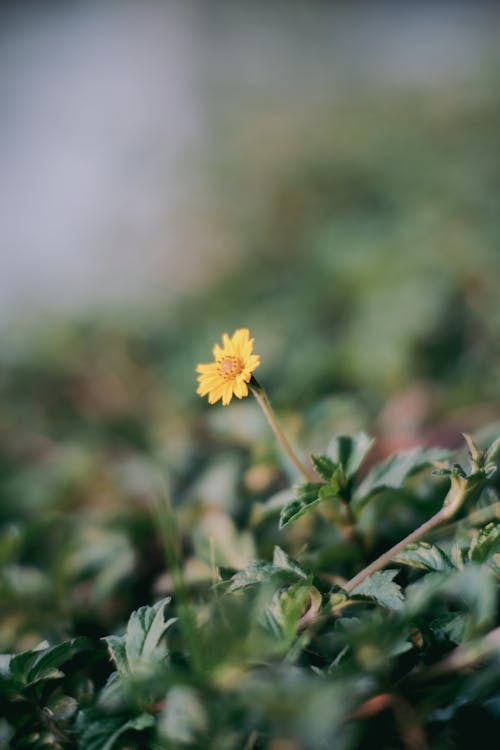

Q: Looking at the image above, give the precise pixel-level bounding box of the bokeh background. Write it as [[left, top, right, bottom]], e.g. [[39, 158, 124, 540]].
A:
[[1, 0, 499, 652]]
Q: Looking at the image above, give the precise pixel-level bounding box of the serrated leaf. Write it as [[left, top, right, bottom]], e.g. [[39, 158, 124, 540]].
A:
[[393, 542, 454, 572], [228, 562, 278, 591], [469, 522, 500, 564], [125, 598, 175, 673], [103, 635, 128, 676], [353, 447, 451, 508], [272, 546, 309, 580], [350, 570, 404, 610], [327, 432, 375, 477], [311, 454, 338, 481], [279, 482, 323, 528], [228, 551, 308, 592]]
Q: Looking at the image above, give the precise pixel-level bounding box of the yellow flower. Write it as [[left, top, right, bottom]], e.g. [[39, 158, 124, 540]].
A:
[[196, 328, 260, 406]]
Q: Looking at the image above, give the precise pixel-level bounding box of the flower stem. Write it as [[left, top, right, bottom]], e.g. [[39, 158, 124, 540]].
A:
[[249, 377, 315, 483], [343, 477, 468, 593]]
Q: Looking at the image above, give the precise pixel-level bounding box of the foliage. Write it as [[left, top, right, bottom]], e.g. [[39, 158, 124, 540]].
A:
[[0, 430, 498, 749]]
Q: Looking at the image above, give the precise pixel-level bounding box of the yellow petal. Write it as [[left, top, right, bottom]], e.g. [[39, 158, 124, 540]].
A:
[[233, 380, 248, 399], [196, 362, 219, 374], [222, 383, 234, 406], [231, 328, 252, 359], [246, 354, 260, 372], [208, 383, 226, 404], [212, 343, 224, 360]]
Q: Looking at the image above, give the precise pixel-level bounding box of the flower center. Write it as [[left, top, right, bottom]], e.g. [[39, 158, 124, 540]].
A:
[[218, 356, 243, 380]]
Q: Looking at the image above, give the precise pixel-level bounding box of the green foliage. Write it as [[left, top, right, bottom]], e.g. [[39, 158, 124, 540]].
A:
[[1, 432, 497, 749]]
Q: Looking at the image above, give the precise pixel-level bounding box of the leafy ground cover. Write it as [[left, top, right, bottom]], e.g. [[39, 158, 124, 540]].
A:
[[1, 82, 500, 748]]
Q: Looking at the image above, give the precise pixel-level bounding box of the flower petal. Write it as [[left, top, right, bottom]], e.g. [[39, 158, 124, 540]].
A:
[[233, 379, 248, 399]]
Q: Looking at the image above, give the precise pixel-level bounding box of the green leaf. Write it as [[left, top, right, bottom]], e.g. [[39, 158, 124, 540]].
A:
[[77, 711, 155, 750], [272, 546, 309, 580], [353, 447, 450, 508], [159, 686, 208, 744], [279, 482, 323, 528], [469, 522, 500, 564], [104, 598, 176, 677], [393, 542, 454, 572], [263, 583, 311, 643], [327, 432, 375, 478], [311, 454, 338, 481], [46, 694, 78, 722], [228, 549, 308, 592], [126, 598, 173, 671], [350, 570, 404, 610], [406, 566, 497, 631], [9, 638, 91, 688], [103, 636, 128, 676], [429, 614, 467, 646], [228, 562, 279, 591], [485, 436, 500, 474]]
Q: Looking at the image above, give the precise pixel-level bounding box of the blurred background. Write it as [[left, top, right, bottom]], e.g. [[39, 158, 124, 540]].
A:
[[1, 0, 499, 650]]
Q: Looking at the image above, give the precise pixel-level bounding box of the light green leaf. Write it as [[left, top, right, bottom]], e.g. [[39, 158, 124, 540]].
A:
[[103, 598, 175, 677], [103, 635, 128, 676], [350, 570, 404, 610], [393, 542, 454, 572], [159, 685, 208, 744], [262, 583, 311, 643], [125, 598, 175, 673]]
